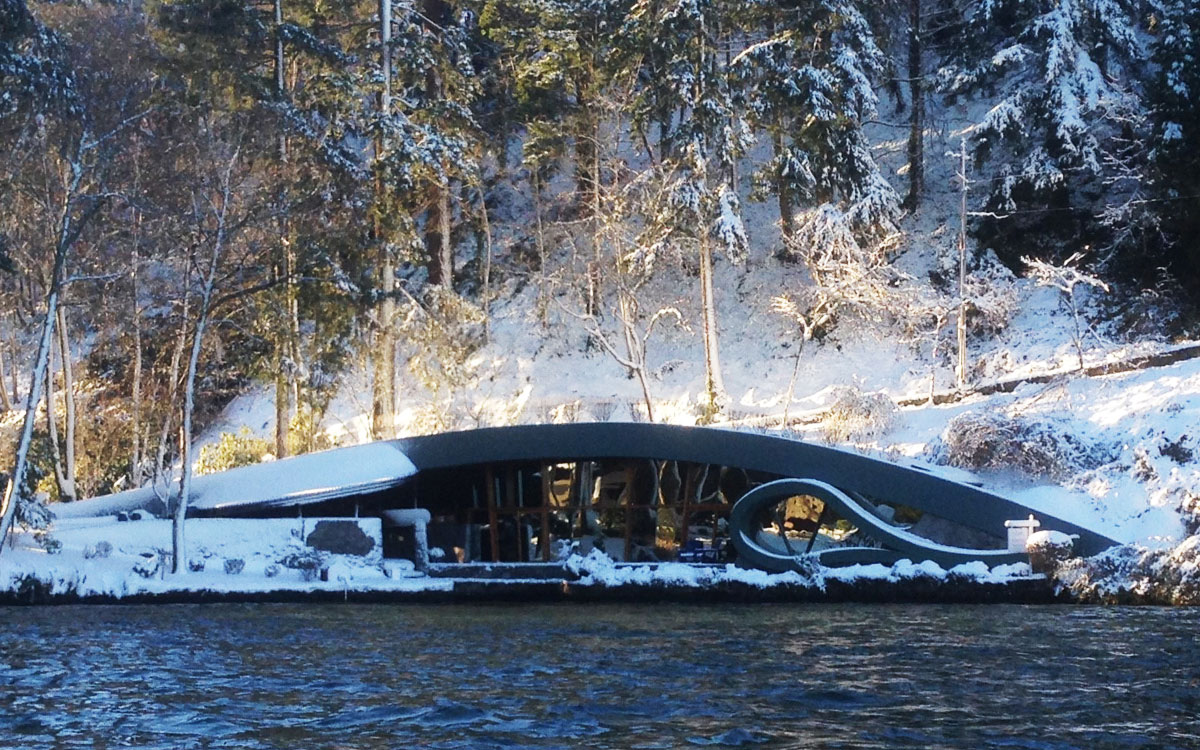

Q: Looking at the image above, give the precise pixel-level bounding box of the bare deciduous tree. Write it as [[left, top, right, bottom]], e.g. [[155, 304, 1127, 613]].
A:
[[1023, 253, 1110, 371]]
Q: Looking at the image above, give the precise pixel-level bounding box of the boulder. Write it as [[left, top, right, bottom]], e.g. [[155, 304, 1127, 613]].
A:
[[1027, 530, 1075, 575], [305, 520, 376, 556]]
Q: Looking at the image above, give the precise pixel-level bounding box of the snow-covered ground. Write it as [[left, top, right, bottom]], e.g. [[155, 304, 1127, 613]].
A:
[[2, 516, 1038, 600], [5, 94, 1198, 601], [2, 517, 446, 599]]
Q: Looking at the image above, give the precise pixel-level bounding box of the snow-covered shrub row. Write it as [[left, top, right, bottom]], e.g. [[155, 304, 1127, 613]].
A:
[[1055, 537, 1200, 605], [563, 549, 1033, 590], [819, 387, 898, 444], [928, 411, 1114, 481]]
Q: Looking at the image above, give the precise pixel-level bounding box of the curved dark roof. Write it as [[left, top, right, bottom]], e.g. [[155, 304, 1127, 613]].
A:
[[394, 423, 1118, 556], [61, 422, 1118, 559]]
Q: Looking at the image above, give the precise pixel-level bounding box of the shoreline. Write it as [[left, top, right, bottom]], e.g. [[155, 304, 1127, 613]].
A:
[[1, 574, 1071, 606]]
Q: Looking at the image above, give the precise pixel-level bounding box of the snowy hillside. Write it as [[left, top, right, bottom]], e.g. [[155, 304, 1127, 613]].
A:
[[4, 0, 1200, 586]]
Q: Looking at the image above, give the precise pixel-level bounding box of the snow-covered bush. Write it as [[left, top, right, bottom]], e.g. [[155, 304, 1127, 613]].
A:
[[278, 547, 325, 581], [820, 387, 898, 443], [133, 552, 161, 579], [15, 491, 53, 532], [223, 558, 245, 575], [1024, 253, 1109, 370], [963, 254, 1019, 338], [1055, 537, 1200, 605], [83, 541, 112, 559], [34, 532, 61, 555], [1182, 493, 1200, 537], [929, 411, 1113, 481], [1026, 530, 1075, 576], [1109, 276, 1188, 341]]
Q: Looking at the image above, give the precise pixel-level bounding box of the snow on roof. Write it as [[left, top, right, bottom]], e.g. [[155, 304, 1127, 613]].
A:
[[55, 442, 417, 519]]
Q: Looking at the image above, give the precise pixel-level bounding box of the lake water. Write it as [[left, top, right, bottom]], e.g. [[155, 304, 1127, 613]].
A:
[[1, 603, 1198, 749]]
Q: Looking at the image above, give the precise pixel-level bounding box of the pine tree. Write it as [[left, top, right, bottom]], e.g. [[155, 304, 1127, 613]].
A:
[[627, 0, 750, 417], [1149, 0, 1200, 287], [0, 0, 76, 131], [734, 0, 898, 241], [937, 0, 1147, 264], [481, 0, 632, 314]]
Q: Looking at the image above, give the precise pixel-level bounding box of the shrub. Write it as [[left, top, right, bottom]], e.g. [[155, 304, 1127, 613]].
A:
[[1055, 537, 1200, 605], [278, 547, 325, 581], [1182, 493, 1200, 536], [133, 552, 160, 579], [223, 558, 245, 575], [83, 541, 112, 559], [35, 532, 61, 555], [196, 429, 273, 475], [929, 411, 1112, 481], [820, 387, 898, 443]]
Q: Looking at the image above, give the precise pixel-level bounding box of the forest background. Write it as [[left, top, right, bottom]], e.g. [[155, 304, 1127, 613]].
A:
[[2, 0, 1200, 546]]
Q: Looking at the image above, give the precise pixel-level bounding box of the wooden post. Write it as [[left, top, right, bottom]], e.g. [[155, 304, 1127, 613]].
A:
[[540, 464, 552, 562], [485, 466, 499, 562], [680, 464, 694, 550], [623, 465, 635, 562], [578, 461, 593, 540], [507, 467, 520, 561]]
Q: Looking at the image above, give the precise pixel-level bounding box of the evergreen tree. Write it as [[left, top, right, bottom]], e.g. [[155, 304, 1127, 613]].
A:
[[0, 0, 76, 134], [937, 0, 1147, 265], [1149, 0, 1200, 288], [734, 0, 898, 241], [626, 0, 749, 417], [480, 0, 631, 314]]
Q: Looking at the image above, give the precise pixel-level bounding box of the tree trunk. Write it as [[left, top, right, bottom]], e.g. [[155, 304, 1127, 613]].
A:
[[439, 182, 452, 290], [0, 337, 11, 412], [904, 0, 925, 210], [275, 368, 291, 459], [0, 291, 61, 548], [955, 138, 968, 390], [477, 177, 493, 342], [275, 0, 287, 162], [774, 129, 794, 239], [130, 224, 144, 485], [618, 291, 656, 424], [55, 305, 77, 499], [173, 153, 234, 574], [371, 0, 396, 441], [154, 294, 188, 496], [5, 321, 18, 406], [590, 109, 602, 317], [274, 0, 294, 457], [45, 338, 68, 497], [699, 233, 724, 418], [420, 0, 453, 292], [175, 283, 214, 575], [532, 170, 549, 327], [0, 149, 85, 549]]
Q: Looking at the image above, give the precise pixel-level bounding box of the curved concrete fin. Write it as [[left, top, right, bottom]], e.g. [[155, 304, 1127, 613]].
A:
[[729, 478, 1029, 571]]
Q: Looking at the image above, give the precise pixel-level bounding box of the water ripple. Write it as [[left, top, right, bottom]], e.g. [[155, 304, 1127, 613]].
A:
[[2, 603, 1199, 749]]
